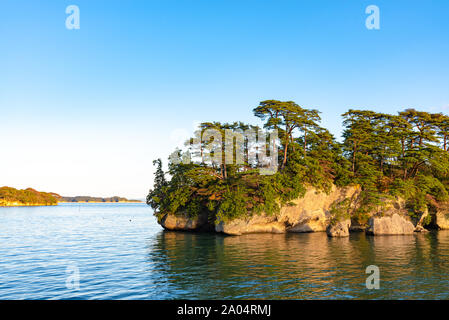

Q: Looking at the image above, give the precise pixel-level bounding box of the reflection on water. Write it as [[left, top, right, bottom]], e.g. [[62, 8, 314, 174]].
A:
[[149, 231, 449, 299], [1, 204, 449, 299]]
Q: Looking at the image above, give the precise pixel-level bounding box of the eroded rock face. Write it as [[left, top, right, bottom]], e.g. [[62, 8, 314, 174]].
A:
[[159, 212, 213, 231], [366, 213, 415, 235], [155, 185, 425, 236], [215, 216, 285, 236], [326, 219, 351, 237], [214, 185, 360, 236], [279, 185, 360, 233], [363, 197, 428, 233], [435, 210, 449, 229]]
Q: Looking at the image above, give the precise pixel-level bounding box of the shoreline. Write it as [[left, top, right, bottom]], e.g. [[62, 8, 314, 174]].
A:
[[58, 201, 143, 204]]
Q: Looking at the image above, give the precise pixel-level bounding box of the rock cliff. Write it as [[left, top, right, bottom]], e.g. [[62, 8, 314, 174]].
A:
[[326, 219, 351, 237], [158, 185, 361, 236], [429, 203, 449, 230], [366, 214, 415, 235], [215, 185, 361, 235], [159, 211, 213, 232], [156, 185, 441, 236]]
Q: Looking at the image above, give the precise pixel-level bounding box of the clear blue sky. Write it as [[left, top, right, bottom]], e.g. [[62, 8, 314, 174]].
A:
[[1, 0, 449, 198]]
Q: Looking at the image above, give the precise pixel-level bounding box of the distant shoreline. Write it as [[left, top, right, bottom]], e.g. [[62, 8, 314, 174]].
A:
[[58, 201, 143, 204], [0, 186, 143, 207], [57, 196, 142, 203]]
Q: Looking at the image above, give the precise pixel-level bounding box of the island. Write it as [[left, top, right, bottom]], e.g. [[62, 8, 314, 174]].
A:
[[57, 196, 142, 203], [147, 100, 449, 236], [0, 187, 58, 207], [0, 186, 141, 206]]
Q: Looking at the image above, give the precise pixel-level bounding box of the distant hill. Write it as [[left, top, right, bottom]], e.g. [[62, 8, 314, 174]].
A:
[[0, 187, 58, 207], [0, 186, 142, 206], [57, 196, 142, 203]]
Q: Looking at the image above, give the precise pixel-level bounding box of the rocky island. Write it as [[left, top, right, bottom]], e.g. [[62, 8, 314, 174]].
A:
[[147, 100, 449, 237], [57, 196, 141, 203]]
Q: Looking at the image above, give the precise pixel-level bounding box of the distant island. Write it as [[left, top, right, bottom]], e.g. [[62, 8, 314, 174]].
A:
[[0, 187, 58, 207], [0, 186, 141, 207], [57, 196, 142, 203]]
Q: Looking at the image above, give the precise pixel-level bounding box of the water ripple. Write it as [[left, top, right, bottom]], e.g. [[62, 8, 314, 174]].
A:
[[1, 204, 449, 299]]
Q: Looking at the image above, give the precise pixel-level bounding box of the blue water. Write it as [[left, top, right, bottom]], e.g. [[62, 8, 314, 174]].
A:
[[1, 203, 449, 299]]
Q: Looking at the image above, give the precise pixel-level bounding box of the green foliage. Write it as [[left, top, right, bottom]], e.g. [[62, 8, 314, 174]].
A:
[[0, 187, 58, 206], [416, 175, 448, 202], [146, 159, 168, 213], [216, 187, 248, 222], [329, 198, 351, 225], [351, 188, 386, 225]]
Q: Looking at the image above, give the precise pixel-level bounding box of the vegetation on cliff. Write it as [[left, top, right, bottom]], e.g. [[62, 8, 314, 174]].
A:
[[0, 187, 58, 206], [147, 100, 449, 226]]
